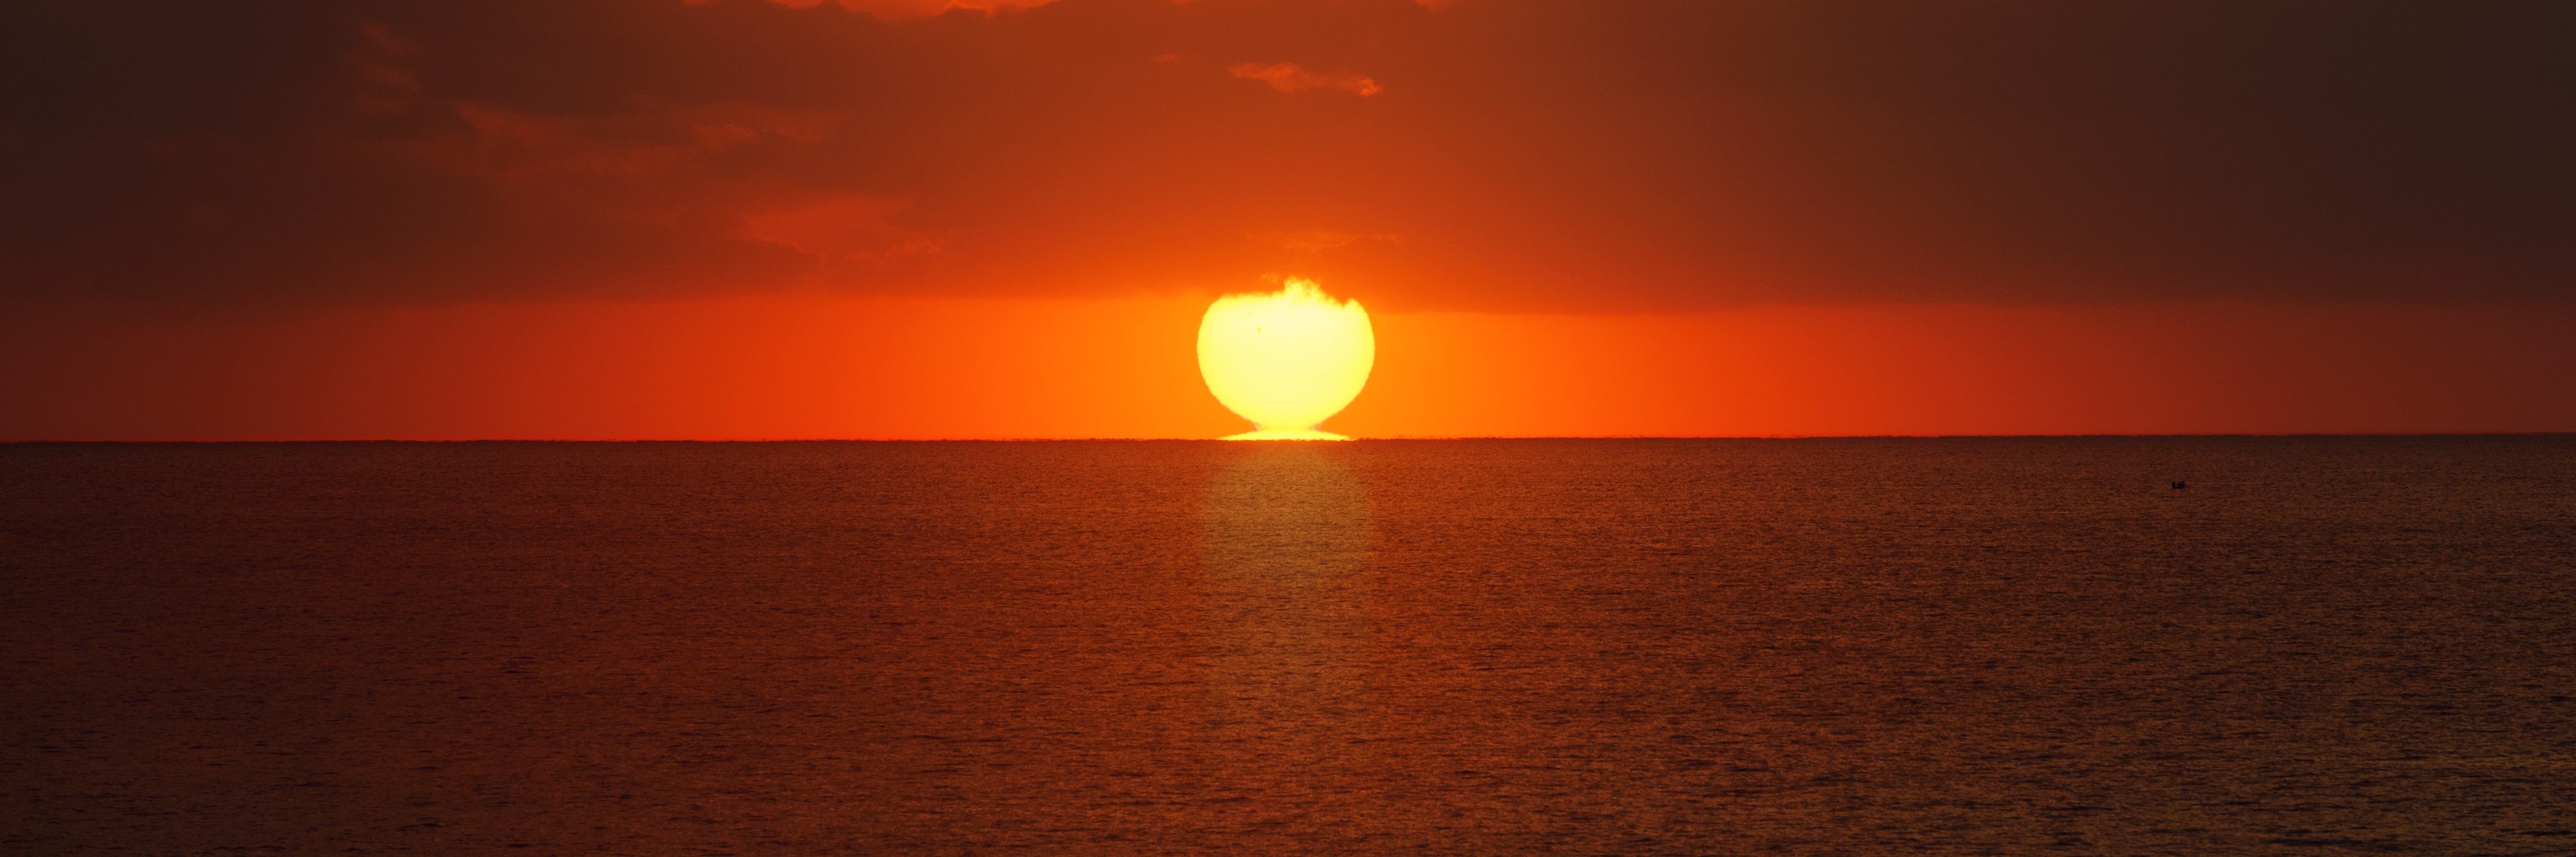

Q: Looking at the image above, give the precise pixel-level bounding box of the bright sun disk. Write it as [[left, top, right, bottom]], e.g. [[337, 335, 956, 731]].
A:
[[1197, 279, 1375, 440]]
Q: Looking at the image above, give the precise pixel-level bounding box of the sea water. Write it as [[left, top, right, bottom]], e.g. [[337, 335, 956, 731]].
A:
[[3, 438, 2572, 854]]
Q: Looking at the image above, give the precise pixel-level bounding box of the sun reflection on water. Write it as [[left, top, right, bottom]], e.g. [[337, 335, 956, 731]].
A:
[[1196, 443, 1375, 754]]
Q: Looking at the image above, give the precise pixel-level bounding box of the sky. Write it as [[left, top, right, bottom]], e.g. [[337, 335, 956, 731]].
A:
[[3, 0, 2571, 439]]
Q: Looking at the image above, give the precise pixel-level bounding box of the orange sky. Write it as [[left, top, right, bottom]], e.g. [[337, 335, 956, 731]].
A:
[[6, 294, 2567, 440], [3, 0, 2571, 438]]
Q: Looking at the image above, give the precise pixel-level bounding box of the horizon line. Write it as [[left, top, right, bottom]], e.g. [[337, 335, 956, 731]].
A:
[[6, 433, 2571, 443]]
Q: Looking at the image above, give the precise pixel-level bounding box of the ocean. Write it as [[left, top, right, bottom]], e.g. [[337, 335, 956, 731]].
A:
[[4, 438, 2572, 854]]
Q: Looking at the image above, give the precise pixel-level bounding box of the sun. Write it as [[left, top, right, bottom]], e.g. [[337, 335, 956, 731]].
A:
[[1197, 279, 1375, 440]]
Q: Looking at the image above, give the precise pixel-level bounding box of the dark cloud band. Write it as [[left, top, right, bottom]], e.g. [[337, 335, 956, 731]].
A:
[[3, 0, 2568, 310]]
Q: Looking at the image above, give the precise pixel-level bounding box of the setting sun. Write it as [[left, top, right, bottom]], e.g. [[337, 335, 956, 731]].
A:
[[1197, 279, 1375, 440], [7, 3, 2574, 855]]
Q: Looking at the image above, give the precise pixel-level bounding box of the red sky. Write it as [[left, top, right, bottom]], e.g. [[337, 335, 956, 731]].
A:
[[3, 0, 2570, 439]]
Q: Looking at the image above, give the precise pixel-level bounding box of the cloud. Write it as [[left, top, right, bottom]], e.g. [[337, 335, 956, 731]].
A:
[[1250, 229, 1395, 253], [712, 0, 1060, 21], [2, 0, 2570, 312], [1227, 62, 1382, 96], [738, 193, 943, 280]]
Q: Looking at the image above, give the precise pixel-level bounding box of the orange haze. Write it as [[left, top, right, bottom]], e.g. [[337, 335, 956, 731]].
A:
[[6, 295, 2569, 440]]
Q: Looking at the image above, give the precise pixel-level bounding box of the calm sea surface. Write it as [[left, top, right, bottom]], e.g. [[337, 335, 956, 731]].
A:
[[3, 438, 2573, 855]]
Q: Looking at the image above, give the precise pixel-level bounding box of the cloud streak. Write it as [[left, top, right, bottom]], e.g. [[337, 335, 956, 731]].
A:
[[1227, 62, 1382, 96]]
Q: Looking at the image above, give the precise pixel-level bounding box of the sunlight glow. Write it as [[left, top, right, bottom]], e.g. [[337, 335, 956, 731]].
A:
[[1197, 279, 1375, 441]]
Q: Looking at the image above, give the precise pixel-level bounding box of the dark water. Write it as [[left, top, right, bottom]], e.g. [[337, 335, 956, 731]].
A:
[[4, 438, 2574, 855]]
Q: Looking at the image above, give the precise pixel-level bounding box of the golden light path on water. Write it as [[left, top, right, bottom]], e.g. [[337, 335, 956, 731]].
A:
[[1196, 279, 1375, 440]]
